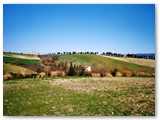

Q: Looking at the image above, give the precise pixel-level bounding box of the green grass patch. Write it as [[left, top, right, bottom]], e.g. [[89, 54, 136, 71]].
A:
[[3, 77, 155, 116], [3, 56, 40, 65]]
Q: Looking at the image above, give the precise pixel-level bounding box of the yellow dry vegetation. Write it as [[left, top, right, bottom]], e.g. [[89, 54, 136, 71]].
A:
[[3, 63, 35, 74], [3, 54, 40, 60], [100, 55, 155, 68]]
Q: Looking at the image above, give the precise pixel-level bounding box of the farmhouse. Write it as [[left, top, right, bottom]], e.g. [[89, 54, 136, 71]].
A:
[[85, 66, 91, 72]]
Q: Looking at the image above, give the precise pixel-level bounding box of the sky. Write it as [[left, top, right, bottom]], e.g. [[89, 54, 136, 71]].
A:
[[3, 4, 155, 54]]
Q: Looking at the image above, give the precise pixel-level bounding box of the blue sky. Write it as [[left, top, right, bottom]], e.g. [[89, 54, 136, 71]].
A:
[[3, 4, 155, 54]]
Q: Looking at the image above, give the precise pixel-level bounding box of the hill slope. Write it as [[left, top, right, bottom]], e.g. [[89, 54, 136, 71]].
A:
[[3, 52, 40, 60], [3, 53, 41, 74], [3, 56, 40, 65], [3, 63, 36, 74], [58, 54, 155, 72], [99, 55, 155, 68]]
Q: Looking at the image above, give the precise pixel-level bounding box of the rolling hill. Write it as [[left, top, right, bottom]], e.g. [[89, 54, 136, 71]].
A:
[[99, 55, 155, 68], [3, 52, 40, 60], [3, 53, 155, 74], [58, 54, 155, 72], [3, 53, 41, 74], [3, 63, 36, 74]]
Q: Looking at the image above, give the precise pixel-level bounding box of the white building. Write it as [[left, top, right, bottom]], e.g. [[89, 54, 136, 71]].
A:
[[85, 66, 91, 72]]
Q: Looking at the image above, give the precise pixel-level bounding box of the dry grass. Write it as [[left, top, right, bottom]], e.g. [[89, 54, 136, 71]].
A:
[[100, 55, 155, 68], [3, 63, 35, 74], [3, 54, 40, 60], [51, 77, 154, 93]]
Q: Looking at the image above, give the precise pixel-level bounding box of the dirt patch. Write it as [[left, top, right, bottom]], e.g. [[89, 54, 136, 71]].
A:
[[51, 77, 155, 93]]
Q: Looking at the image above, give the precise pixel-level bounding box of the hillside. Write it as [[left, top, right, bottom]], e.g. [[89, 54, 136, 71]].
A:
[[3, 56, 40, 65], [99, 55, 155, 68], [3, 53, 155, 75], [58, 54, 155, 72], [3, 52, 40, 60], [3, 63, 36, 74], [3, 53, 42, 75]]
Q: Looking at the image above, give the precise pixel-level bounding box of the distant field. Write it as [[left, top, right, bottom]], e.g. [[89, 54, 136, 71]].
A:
[[3, 77, 155, 116], [3, 56, 40, 65], [100, 55, 155, 68], [3, 63, 36, 74], [59, 54, 155, 72], [3, 53, 40, 60]]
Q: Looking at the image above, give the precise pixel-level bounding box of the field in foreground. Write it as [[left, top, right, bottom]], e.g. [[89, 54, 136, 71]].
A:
[[3, 77, 155, 116]]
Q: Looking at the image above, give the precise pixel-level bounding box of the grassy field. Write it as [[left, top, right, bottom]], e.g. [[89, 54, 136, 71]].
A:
[[59, 54, 155, 72], [3, 63, 36, 74], [3, 56, 40, 65], [3, 77, 155, 116]]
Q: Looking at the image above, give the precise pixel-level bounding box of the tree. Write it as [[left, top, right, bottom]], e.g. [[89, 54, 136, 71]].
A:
[[73, 51, 76, 54], [68, 62, 76, 76], [61, 61, 64, 70], [74, 64, 77, 75], [64, 61, 68, 70], [111, 68, 119, 76], [36, 66, 44, 73], [44, 66, 51, 77], [57, 62, 61, 69], [79, 67, 85, 76], [57, 52, 61, 55]]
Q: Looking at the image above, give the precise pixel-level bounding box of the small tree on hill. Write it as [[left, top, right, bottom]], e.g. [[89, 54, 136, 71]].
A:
[[111, 68, 119, 76], [79, 67, 85, 76], [44, 66, 51, 77], [64, 61, 67, 70], [68, 62, 76, 76]]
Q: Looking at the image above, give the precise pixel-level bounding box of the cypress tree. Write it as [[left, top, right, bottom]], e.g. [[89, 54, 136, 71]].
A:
[[64, 61, 67, 70], [68, 62, 76, 76], [79, 67, 85, 76]]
